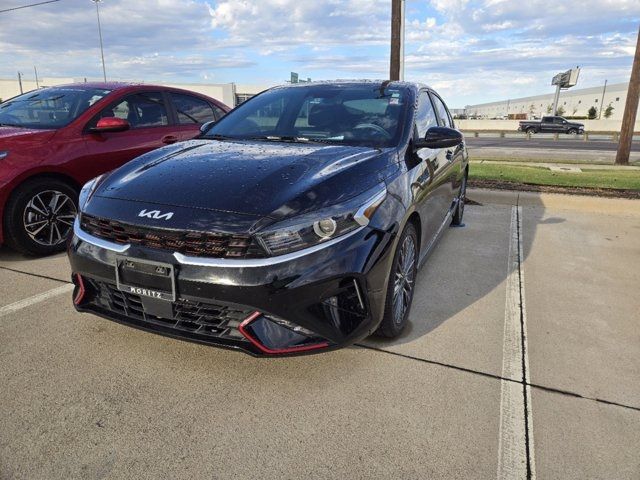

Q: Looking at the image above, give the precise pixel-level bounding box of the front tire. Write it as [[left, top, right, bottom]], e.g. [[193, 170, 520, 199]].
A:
[[568, 129, 578, 136], [3, 178, 78, 256], [451, 169, 468, 226], [375, 222, 418, 338]]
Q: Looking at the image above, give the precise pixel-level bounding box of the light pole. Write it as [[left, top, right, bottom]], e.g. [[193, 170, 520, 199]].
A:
[[92, 0, 107, 81], [598, 79, 607, 119]]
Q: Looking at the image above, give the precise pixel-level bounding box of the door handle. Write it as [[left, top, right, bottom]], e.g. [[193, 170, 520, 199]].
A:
[[162, 135, 178, 144]]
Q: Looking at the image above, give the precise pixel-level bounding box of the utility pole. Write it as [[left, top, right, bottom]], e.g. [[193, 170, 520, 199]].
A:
[[552, 84, 561, 115], [92, 0, 107, 82], [389, 0, 404, 81], [34, 65, 39, 89], [17, 71, 23, 94], [616, 25, 640, 166], [598, 80, 607, 119]]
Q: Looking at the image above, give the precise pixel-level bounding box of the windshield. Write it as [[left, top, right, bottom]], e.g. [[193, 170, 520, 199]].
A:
[[203, 84, 409, 148], [0, 87, 112, 129]]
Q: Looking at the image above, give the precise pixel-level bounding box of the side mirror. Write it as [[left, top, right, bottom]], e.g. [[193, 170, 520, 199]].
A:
[[200, 120, 216, 134], [414, 126, 462, 149], [90, 117, 130, 133]]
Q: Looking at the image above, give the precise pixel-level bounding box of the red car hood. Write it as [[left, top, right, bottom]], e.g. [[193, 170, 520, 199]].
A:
[[0, 126, 57, 144]]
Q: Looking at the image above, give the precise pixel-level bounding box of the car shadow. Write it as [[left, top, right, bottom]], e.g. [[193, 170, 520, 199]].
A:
[[363, 197, 548, 349], [0, 246, 70, 282]]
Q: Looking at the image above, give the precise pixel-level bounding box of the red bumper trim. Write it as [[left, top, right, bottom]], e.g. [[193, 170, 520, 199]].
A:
[[239, 312, 330, 355], [73, 273, 86, 305]]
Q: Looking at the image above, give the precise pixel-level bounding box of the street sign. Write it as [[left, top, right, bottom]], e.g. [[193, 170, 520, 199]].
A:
[[550, 67, 580, 116], [551, 68, 580, 88]]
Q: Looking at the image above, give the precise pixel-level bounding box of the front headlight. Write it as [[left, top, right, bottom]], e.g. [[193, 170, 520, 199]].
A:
[[255, 184, 387, 256], [78, 174, 106, 211]]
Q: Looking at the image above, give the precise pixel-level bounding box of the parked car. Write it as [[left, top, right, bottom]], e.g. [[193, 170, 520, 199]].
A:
[[518, 116, 584, 135], [0, 82, 230, 255], [69, 80, 468, 356]]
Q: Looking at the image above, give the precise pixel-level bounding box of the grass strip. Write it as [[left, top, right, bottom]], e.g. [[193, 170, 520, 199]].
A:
[[469, 164, 640, 191]]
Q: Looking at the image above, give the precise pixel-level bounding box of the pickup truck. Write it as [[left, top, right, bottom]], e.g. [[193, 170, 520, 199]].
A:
[[518, 116, 585, 135]]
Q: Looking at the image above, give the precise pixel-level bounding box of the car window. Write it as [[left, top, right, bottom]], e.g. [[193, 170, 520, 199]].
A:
[[415, 91, 438, 138], [170, 93, 216, 124], [542, 116, 553, 123], [212, 105, 227, 121], [554, 117, 564, 124], [96, 92, 168, 128], [0, 87, 112, 129], [430, 93, 452, 128]]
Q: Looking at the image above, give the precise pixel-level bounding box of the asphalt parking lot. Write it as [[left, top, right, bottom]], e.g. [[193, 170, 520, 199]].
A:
[[1, 189, 639, 479]]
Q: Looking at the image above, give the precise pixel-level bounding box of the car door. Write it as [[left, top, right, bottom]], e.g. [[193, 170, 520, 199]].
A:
[[411, 90, 449, 250], [540, 116, 555, 133], [167, 92, 226, 142], [555, 117, 568, 132], [80, 91, 178, 178], [429, 91, 461, 212]]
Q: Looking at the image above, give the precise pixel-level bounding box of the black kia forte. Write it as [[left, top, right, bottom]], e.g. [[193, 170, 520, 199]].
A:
[[68, 81, 468, 356]]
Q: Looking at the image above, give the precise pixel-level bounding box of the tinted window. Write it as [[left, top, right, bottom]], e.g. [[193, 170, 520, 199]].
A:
[[415, 91, 438, 138], [430, 93, 452, 127], [171, 93, 215, 124], [212, 105, 227, 120], [204, 84, 409, 148], [0, 87, 111, 129], [97, 92, 168, 128], [542, 116, 553, 123]]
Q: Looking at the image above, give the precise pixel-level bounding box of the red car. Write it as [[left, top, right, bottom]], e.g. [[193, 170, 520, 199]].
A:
[[0, 82, 230, 255]]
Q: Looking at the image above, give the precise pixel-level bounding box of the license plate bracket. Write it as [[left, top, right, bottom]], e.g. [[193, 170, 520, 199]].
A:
[[115, 256, 176, 302]]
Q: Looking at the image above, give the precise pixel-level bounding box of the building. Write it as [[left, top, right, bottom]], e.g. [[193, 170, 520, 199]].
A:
[[465, 82, 629, 120], [0, 77, 267, 107]]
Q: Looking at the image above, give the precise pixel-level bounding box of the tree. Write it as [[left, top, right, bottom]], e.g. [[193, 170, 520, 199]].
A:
[[557, 105, 565, 116], [588, 106, 598, 119], [546, 104, 553, 114], [529, 104, 535, 115], [572, 105, 579, 116], [603, 103, 614, 119]]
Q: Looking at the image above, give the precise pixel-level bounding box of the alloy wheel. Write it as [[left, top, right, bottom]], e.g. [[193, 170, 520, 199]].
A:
[[392, 234, 416, 325], [23, 190, 77, 246]]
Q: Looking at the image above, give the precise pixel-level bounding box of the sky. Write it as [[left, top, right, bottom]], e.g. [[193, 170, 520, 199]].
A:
[[0, 0, 638, 108]]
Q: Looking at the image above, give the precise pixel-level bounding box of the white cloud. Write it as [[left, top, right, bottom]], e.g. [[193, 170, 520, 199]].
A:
[[0, 0, 637, 106], [207, 0, 390, 48]]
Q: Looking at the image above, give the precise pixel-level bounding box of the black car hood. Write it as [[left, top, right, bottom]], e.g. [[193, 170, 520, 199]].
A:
[[89, 139, 395, 231]]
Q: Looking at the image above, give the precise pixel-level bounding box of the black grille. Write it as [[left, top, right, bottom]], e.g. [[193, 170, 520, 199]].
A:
[[87, 280, 252, 342], [80, 214, 265, 258]]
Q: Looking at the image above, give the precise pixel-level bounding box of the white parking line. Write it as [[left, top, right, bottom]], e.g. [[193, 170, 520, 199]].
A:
[[497, 206, 535, 480], [0, 284, 73, 319]]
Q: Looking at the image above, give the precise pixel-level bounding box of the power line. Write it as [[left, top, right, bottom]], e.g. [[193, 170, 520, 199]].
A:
[[0, 0, 61, 14]]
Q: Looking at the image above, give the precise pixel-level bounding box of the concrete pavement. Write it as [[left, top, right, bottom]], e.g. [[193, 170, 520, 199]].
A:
[[465, 136, 640, 163], [1, 190, 639, 479]]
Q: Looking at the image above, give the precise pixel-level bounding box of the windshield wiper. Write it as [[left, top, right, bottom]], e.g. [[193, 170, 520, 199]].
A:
[[245, 135, 331, 144], [202, 133, 236, 141]]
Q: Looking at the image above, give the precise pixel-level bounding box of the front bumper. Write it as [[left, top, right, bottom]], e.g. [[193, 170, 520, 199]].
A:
[[68, 219, 395, 356]]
